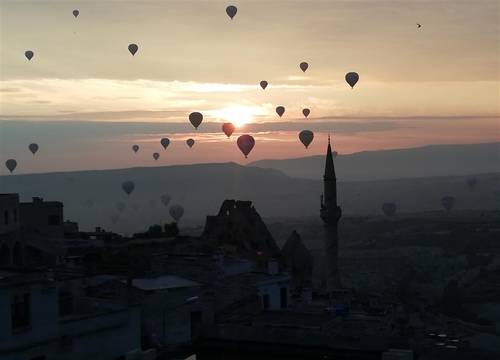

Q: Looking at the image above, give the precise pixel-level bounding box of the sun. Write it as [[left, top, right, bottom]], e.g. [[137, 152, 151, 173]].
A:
[[212, 105, 260, 127]]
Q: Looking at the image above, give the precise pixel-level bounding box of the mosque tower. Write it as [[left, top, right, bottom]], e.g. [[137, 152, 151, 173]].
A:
[[320, 135, 342, 292]]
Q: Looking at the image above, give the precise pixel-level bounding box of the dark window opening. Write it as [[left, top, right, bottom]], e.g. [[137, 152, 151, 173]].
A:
[[4, 210, 9, 225], [263, 294, 270, 309], [280, 287, 288, 309], [11, 293, 31, 329], [48, 215, 60, 226], [190, 311, 202, 340], [13, 209, 17, 223], [58, 290, 74, 316]]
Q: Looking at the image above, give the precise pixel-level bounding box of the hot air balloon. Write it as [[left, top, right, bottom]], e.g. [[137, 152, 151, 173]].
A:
[[237, 135, 255, 158], [189, 112, 203, 129], [382, 202, 397, 217], [5, 159, 17, 173], [302, 108, 310, 118], [122, 180, 135, 196], [160, 194, 171, 207], [466, 177, 477, 189], [29, 143, 39, 155], [186, 139, 195, 148], [128, 43, 138, 56], [345, 72, 359, 89], [299, 130, 314, 149], [260, 80, 268, 90], [132, 144, 139, 153], [25, 51, 34, 61], [160, 138, 170, 150], [226, 5, 237, 19], [153, 152, 160, 160], [276, 106, 285, 117], [222, 123, 235, 138], [441, 196, 455, 212], [73, 9, 79, 18], [115, 202, 126, 212], [299, 62, 309, 72], [169, 204, 184, 222]]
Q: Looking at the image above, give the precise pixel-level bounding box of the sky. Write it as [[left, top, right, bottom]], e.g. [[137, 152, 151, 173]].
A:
[[0, 0, 499, 174]]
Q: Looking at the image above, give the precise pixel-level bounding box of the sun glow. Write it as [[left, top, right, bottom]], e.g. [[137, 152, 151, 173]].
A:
[[211, 105, 262, 127]]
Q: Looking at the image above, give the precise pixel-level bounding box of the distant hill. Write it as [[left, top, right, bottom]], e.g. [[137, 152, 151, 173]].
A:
[[0, 162, 498, 235], [249, 142, 500, 181]]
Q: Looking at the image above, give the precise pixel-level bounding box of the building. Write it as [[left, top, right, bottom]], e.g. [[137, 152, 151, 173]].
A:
[[0, 194, 22, 267], [320, 136, 342, 292], [19, 197, 64, 239], [0, 270, 144, 360]]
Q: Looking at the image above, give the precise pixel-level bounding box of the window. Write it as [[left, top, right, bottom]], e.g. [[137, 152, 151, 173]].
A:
[[13, 209, 17, 223], [280, 287, 288, 309], [48, 215, 60, 226], [4, 210, 8, 225], [58, 289, 74, 316], [262, 294, 270, 309], [11, 293, 31, 329]]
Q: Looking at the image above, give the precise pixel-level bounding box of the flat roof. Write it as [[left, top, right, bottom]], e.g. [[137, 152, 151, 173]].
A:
[[124, 275, 201, 291]]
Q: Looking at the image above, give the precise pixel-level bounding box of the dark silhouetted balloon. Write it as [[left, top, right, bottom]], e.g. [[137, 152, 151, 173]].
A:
[[153, 152, 160, 160], [345, 72, 359, 88], [132, 145, 139, 153], [5, 159, 17, 173], [169, 204, 184, 222], [160, 194, 171, 207], [29, 143, 39, 155], [128, 43, 138, 56], [441, 196, 455, 212], [226, 5, 237, 19], [189, 112, 203, 129], [260, 80, 268, 90], [25, 51, 34, 61], [466, 177, 477, 189], [222, 123, 235, 138], [302, 108, 310, 118], [160, 138, 170, 150], [73, 9, 79, 18], [382, 202, 397, 217], [116, 202, 126, 212], [300, 62, 309, 72], [186, 138, 195, 148], [122, 180, 135, 195], [237, 134, 255, 158], [276, 106, 285, 117], [299, 130, 314, 148]]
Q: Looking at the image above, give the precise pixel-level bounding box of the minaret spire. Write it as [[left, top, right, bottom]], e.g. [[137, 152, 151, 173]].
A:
[[320, 134, 342, 292]]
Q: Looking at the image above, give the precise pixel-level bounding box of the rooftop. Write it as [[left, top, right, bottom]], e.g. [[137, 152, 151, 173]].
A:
[[123, 274, 201, 291]]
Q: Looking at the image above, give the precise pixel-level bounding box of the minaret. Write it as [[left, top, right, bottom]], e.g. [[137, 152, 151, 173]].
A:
[[320, 135, 342, 292]]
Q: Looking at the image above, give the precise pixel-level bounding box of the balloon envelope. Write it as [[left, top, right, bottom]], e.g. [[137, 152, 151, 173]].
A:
[[29, 143, 39, 155], [160, 194, 171, 207], [25, 51, 34, 61], [382, 202, 397, 217], [122, 180, 135, 195], [5, 159, 17, 173], [189, 112, 203, 129], [153, 152, 160, 160], [128, 43, 138, 56], [73, 9, 79, 18], [276, 106, 285, 117], [299, 130, 314, 148], [132, 145, 139, 153], [186, 139, 195, 148], [160, 138, 170, 149], [169, 204, 184, 222], [345, 72, 359, 88], [300, 62, 309, 72], [260, 80, 268, 90], [302, 108, 310, 118], [226, 5, 237, 19], [222, 123, 235, 138], [441, 196, 455, 211], [237, 135, 255, 158]]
